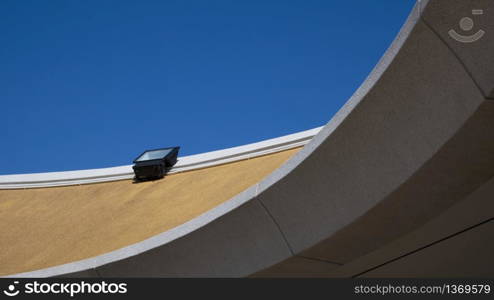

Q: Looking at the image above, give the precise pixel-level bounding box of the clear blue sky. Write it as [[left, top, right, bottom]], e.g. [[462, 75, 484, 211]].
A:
[[1, 0, 415, 174]]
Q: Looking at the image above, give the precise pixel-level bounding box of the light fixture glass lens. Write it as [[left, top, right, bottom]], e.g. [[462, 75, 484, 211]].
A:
[[136, 149, 172, 161]]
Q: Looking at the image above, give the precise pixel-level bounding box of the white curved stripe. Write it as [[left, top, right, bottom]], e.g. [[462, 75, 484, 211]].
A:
[[0, 127, 322, 189]]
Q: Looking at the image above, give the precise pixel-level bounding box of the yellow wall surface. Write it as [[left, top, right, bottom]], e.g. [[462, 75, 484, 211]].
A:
[[0, 148, 299, 276]]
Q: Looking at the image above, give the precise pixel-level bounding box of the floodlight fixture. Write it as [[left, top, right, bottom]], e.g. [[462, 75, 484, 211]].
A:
[[132, 146, 180, 181]]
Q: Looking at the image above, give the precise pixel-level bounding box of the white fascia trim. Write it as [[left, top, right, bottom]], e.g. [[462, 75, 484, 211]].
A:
[[0, 127, 322, 189]]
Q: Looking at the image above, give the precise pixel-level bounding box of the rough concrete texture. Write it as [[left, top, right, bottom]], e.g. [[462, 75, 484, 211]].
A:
[[359, 221, 494, 277], [96, 199, 292, 277], [421, 0, 494, 98], [252, 256, 340, 278], [296, 100, 494, 263], [327, 175, 494, 277], [258, 18, 486, 256]]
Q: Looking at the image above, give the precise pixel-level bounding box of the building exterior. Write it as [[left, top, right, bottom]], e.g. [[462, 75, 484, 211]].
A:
[[1, 0, 493, 277]]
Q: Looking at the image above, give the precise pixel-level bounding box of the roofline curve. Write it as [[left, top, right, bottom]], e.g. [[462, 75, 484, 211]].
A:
[[0, 127, 321, 189], [4, 0, 423, 277], [6, 0, 494, 278]]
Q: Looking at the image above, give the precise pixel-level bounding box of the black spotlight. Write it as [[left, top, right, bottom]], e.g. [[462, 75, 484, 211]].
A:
[[132, 147, 180, 181]]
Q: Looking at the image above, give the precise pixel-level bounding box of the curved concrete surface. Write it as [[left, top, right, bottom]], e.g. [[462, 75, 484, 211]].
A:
[[3, 0, 494, 277]]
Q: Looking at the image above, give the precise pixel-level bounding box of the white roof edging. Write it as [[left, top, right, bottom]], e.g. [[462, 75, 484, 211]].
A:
[[0, 127, 322, 189]]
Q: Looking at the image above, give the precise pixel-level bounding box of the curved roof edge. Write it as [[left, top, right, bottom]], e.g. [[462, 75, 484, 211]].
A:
[[3, 0, 425, 278], [6, 0, 494, 278], [0, 127, 321, 189]]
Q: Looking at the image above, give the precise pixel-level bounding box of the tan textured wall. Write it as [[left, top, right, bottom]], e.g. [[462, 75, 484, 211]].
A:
[[0, 148, 299, 276]]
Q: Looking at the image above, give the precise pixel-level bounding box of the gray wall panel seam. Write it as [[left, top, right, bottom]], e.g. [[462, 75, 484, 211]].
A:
[[295, 255, 343, 266], [256, 198, 295, 256], [94, 268, 102, 278], [420, 17, 489, 99], [351, 217, 494, 278]]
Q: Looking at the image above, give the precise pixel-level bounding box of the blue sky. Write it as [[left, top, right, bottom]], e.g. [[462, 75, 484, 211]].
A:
[[1, 0, 414, 174]]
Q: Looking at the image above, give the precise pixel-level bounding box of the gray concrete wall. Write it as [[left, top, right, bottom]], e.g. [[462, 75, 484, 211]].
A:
[[11, 0, 494, 277], [324, 175, 494, 277]]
